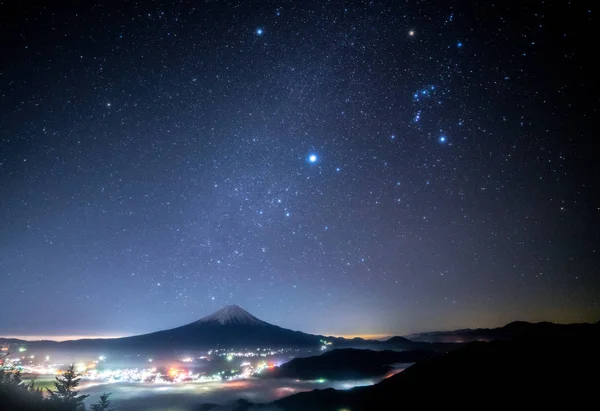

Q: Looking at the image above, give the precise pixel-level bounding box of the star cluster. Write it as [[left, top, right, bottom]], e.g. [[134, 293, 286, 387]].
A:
[[0, 0, 598, 337]]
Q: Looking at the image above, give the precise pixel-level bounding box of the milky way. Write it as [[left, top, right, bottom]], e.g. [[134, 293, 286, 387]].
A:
[[0, 1, 598, 337]]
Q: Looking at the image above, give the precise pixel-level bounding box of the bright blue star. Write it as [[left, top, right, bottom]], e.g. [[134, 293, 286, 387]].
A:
[[457, 42, 463, 48], [308, 154, 318, 163], [439, 136, 447, 143], [256, 28, 264, 36]]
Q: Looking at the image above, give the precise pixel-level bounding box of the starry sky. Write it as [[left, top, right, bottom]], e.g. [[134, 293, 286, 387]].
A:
[[1, 0, 598, 339]]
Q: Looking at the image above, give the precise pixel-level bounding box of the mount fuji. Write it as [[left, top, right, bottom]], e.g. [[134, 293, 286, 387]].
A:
[[57, 305, 336, 352], [7, 305, 418, 352]]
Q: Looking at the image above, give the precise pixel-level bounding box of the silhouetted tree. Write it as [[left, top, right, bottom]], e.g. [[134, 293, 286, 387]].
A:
[[0, 351, 11, 384], [47, 364, 88, 410], [27, 375, 45, 400], [0, 367, 10, 384], [1, 356, 51, 411], [27, 375, 38, 391], [90, 393, 114, 411], [0, 355, 23, 386], [11, 368, 23, 385]]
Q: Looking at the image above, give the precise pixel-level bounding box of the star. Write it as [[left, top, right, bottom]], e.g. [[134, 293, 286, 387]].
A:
[[2, 0, 595, 353]]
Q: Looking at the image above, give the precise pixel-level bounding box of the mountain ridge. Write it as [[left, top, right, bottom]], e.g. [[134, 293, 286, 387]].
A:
[[4, 310, 596, 350], [405, 319, 599, 342], [198, 320, 600, 410], [2, 306, 419, 352]]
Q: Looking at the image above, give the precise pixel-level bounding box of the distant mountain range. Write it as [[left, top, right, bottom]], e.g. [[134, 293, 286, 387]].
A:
[[266, 348, 439, 380], [405, 319, 600, 343], [5, 306, 590, 354], [0, 305, 421, 353]]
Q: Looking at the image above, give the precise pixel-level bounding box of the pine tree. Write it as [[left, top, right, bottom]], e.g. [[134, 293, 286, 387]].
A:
[[0, 364, 23, 386], [90, 393, 114, 411], [27, 374, 37, 391], [0, 367, 9, 384], [47, 364, 89, 410], [11, 368, 23, 386], [0, 352, 12, 384], [27, 375, 45, 400]]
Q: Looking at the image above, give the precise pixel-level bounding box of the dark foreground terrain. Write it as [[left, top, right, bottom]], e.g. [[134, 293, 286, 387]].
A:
[[266, 348, 439, 380], [200, 321, 600, 410], [2, 321, 599, 410]]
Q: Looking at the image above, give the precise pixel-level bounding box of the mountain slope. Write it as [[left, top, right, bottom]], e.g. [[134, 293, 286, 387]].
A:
[[5, 306, 434, 352], [266, 348, 438, 380], [60, 305, 322, 351], [267, 320, 600, 410], [406, 320, 598, 342]]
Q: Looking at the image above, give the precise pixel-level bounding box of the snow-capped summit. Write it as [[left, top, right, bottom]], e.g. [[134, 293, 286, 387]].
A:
[[197, 305, 267, 326]]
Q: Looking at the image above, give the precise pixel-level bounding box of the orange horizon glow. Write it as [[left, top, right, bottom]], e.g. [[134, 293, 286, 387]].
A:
[[0, 334, 127, 342], [330, 333, 392, 340], [1, 332, 394, 342]]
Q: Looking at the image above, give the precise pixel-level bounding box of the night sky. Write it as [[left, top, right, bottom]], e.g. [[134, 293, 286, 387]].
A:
[[1, 1, 598, 339]]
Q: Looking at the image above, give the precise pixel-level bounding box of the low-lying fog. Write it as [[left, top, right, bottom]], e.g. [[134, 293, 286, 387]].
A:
[[79, 374, 392, 411]]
